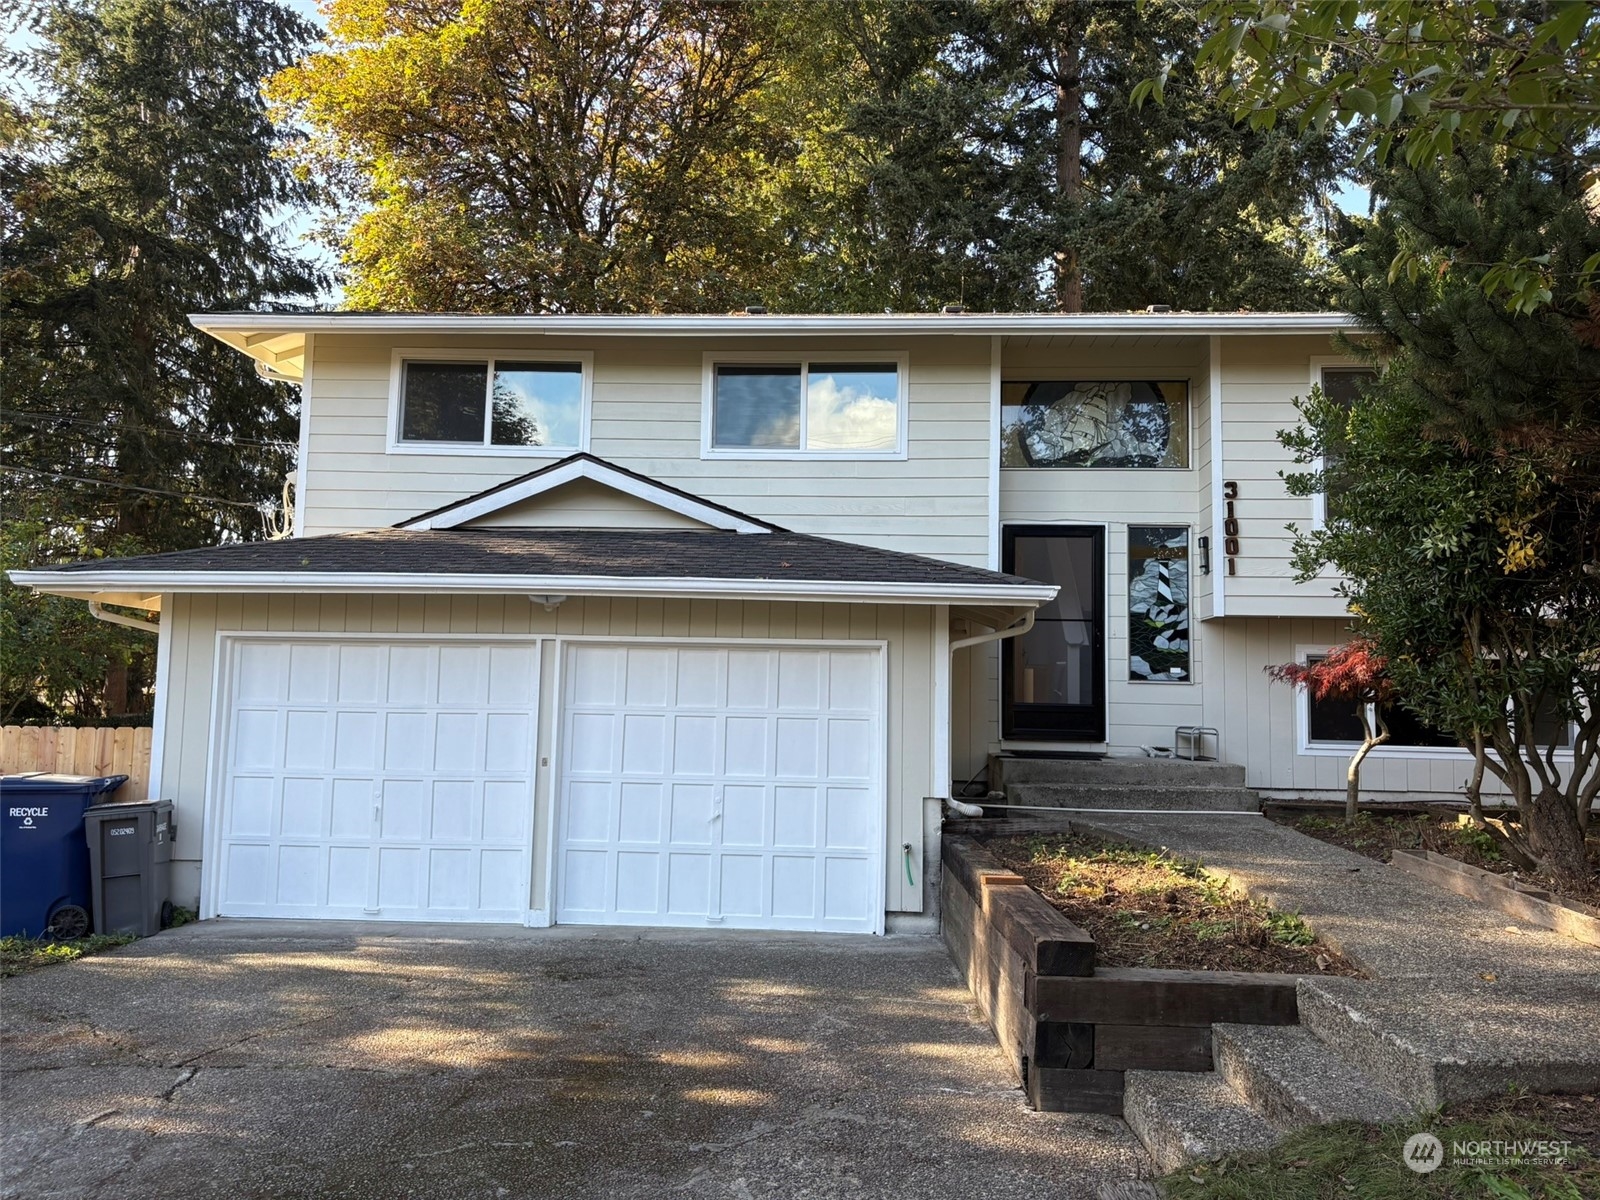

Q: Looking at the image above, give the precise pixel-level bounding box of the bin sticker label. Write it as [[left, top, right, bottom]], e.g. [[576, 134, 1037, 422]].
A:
[[108, 827, 134, 836], [9, 806, 47, 826]]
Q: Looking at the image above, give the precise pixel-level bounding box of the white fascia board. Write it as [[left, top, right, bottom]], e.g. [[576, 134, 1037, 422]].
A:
[[191, 311, 1358, 340], [9, 568, 1058, 608], [402, 458, 772, 534]]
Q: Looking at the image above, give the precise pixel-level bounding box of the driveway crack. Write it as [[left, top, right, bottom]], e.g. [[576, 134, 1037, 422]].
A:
[[159, 1067, 198, 1102]]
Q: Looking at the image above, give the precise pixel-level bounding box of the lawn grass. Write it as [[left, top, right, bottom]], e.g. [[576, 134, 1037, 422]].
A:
[[0, 931, 137, 977], [1161, 1096, 1599, 1200]]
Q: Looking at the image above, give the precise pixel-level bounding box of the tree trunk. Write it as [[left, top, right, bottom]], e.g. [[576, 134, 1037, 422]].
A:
[[1524, 785, 1592, 889], [1053, 15, 1083, 313]]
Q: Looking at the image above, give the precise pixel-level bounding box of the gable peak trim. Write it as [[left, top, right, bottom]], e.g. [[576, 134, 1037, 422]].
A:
[[396, 452, 781, 534]]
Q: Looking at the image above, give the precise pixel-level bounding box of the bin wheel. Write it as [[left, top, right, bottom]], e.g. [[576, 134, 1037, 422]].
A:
[[46, 905, 90, 940], [160, 900, 175, 930]]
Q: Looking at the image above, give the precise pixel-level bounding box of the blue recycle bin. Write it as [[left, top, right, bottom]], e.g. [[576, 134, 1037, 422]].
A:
[[1, 773, 128, 938]]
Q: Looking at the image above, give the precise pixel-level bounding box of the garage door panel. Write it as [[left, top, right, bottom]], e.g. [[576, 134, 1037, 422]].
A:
[[281, 778, 326, 838], [484, 712, 533, 771], [236, 643, 289, 703], [669, 784, 713, 844], [675, 649, 725, 706], [556, 644, 882, 934], [564, 780, 611, 843], [724, 717, 769, 775], [721, 785, 764, 845], [284, 710, 332, 770], [232, 710, 281, 770], [825, 787, 873, 850], [336, 645, 384, 702], [332, 711, 379, 770], [217, 639, 537, 923], [618, 781, 663, 842], [567, 713, 616, 772], [386, 645, 433, 704], [277, 845, 322, 906], [616, 850, 660, 912], [287, 643, 336, 703], [775, 719, 820, 778]]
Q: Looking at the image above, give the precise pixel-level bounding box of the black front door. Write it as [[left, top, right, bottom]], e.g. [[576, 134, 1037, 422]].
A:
[[1002, 525, 1106, 741]]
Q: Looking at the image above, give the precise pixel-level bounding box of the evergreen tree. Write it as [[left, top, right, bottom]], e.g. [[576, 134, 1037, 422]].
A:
[[1, 0, 322, 718], [785, 0, 1347, 313]]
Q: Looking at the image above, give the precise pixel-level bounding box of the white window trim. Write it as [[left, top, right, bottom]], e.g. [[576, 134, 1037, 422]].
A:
[[700, 350, 909, 460], [1307, 357, 1373, 529], [998, 374, 1197, 471], [1291, 644, 1577, 760], [387, 347, 593, 457]]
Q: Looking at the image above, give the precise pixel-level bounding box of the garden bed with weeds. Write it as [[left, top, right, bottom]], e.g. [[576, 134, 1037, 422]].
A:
[[0, 932, 135, 977], [985, 832, 1362, 977], [1272, 807, 1600, 907], [1162, 1089, 1599, 1200]]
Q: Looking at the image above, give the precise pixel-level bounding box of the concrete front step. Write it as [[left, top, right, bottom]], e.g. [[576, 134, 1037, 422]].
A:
[[1122, 1070, 1282, 1173], [992, 754, 1247, 789], [1005, 782, 1261, 812], [1211, 1023, 1416, 1130], [1295, 975, 1600, 1108]]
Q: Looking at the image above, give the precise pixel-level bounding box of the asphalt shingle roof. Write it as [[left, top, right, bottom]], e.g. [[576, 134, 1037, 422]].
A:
[[43, 528, 1045, 590]]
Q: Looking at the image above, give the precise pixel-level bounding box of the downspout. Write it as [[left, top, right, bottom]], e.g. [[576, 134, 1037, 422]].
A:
[[945, 608, 1037, 817], [88, 601, 160, 635], [950, 607, 1035, 654]]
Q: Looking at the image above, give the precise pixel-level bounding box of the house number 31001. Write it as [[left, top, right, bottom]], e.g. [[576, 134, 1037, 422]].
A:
[[1222, 481, 1240, 575]]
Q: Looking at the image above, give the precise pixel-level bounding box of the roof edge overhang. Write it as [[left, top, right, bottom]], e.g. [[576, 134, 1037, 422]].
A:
[[10, 569, 1057, 608], [191, 311, 1360, 381]]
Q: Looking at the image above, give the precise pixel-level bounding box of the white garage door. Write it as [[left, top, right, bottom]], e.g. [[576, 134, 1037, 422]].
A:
[[556, 643, 884, 934], [214, 639, 539, 922]]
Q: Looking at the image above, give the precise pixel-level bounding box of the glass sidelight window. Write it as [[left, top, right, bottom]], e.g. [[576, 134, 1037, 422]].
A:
[[1128, 526, 1190, 681]]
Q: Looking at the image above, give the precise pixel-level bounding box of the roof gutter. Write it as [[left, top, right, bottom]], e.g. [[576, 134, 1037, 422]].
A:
[[10, 568, 1057, 609], [189, 311, 1359, 339]]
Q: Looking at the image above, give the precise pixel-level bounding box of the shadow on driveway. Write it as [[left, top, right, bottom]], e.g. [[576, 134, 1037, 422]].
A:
[[2, 922, 1150, 1199]]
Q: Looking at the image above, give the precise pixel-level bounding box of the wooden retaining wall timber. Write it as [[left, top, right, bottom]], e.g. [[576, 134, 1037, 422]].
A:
[[0, 726, 152, 803], [942, 828, 1302, 1114]]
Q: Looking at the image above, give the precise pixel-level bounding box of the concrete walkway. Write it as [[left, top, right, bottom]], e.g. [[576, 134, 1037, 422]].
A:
[[1071, 812, 1600, 1105], [2, 924, 1151, 1200]]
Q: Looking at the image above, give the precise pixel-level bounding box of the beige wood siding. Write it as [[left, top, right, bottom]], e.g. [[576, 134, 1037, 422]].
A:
[[1215, 337, 1349, 618], [301, 334, 992, 565], [462, 478, 713, 530], [156, 594, 936, 918]]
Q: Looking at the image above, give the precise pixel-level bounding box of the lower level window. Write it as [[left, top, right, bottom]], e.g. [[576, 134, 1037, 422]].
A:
[[399, 358, 583, 449], [1128, 526, 1189, 681]]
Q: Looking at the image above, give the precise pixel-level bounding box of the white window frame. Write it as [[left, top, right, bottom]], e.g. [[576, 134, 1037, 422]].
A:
[[1307, 357, 1376, 529], [998, 376, 1196, 471], [387, 347, 593, 457], [700, 351, 909, 461], [1292, 644, 1576, 759]]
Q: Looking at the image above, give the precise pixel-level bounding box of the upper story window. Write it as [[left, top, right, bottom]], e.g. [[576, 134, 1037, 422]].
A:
[[392, 352, 588, 454], [1000, 380, 1189, 468], [1312, 362, 1378, 524], [705, 356, 905, 457]]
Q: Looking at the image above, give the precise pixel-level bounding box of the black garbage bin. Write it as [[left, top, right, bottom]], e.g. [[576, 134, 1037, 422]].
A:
[[84, 799, 175, 936], [1, 773, 128, 938]]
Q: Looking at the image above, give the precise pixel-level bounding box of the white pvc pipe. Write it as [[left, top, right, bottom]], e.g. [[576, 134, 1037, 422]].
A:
[[88, 601, 159, 634]]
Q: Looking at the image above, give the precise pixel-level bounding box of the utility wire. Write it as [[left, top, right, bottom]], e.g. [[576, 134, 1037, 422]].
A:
[[0, 408, 296, 450], [1, 464, 270, 510]]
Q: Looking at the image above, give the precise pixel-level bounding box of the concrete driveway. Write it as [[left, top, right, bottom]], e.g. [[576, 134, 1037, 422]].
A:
[[2, 923, 1151, 1199]]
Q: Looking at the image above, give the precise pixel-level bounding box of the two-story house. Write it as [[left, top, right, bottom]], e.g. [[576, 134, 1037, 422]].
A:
[[15, 310, 1480, 935]]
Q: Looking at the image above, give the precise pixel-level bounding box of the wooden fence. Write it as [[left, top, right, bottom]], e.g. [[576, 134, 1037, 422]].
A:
[[0, 726, 153, 801]]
